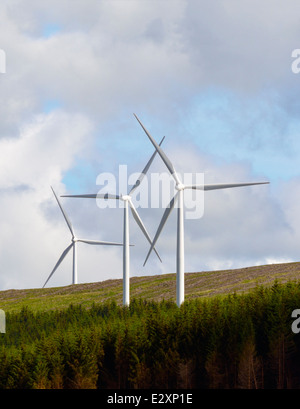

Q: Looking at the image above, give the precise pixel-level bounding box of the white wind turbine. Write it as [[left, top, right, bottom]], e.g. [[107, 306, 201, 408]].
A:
[[61, 139, 164, 306], [134, 113, 269, 307], [43, 187, 124, 288]]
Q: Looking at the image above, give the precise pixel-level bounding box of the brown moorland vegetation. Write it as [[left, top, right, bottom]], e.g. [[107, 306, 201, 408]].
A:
[[0, 261, 300, 313]]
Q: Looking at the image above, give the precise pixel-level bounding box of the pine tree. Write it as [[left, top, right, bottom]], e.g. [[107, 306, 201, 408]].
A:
[[237, 337, 263, 389]]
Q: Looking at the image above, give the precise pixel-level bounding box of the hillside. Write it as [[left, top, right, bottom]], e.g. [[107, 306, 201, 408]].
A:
[[0, 261, 300, 313]]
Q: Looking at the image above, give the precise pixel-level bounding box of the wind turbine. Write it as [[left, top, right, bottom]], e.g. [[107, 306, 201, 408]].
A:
[[43, 187, 124, 288], [61, 139, 164, 306], [134, 113, 269, 307]]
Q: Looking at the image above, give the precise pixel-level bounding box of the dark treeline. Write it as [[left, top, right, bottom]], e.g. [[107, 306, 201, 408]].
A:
[[1, 280, 300, 389]]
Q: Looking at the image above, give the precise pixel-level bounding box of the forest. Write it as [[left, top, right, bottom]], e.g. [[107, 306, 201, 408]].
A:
[[0, 280, 300, 389]]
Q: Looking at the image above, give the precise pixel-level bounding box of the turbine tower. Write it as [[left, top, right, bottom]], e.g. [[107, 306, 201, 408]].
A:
[[62, 139, 164, 306], [134, 113, 269, 307], [43, 187, 123, 288]]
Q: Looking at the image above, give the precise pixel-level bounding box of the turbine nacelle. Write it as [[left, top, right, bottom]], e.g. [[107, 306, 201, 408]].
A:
[[175, 183, 185, 191], [121, 194, 131, 201]]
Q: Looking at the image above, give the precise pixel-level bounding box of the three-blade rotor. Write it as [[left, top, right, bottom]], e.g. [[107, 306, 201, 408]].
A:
[[62, 137, 166, 263], [133, 113, 270, 266], [43, 187, 123, 288]]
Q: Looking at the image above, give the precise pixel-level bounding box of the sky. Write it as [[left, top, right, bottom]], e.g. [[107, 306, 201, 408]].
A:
[[1, 0, 300, 290]]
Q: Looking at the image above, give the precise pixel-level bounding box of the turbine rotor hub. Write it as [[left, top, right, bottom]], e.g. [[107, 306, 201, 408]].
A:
[[176, 183, 185, 191], [122, 195, 131, 201]]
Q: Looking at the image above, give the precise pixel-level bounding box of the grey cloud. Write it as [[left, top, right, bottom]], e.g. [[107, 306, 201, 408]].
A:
[[143, 18, 165, 44], [179, 0, 300, 92]]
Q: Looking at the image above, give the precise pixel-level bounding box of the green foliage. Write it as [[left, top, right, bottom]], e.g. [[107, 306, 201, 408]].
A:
[[1, 281, 300, 388]]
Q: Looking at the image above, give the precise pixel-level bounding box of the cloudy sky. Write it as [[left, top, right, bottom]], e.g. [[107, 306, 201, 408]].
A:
[[1, 0, 300, 290]]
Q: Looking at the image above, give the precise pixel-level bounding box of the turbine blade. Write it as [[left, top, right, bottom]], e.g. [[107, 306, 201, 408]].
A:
[[128, 199, 162, 263], [43, 243, 73, 288], [77, 239, 124, 246], [143, 192, 179, 266], [51, 186, 74, 237], [133, 114, 181, 185], [129, 136, 165, 195], [61, 193, 120, 199], [187, 181, 270, 190]]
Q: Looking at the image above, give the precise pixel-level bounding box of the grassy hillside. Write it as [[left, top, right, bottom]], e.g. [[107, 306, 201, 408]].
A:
[[1, 261, 300, 313]]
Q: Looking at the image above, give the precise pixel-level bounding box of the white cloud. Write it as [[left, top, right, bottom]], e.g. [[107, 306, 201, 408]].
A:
[[0, 110, 95, 289], [0, 111, 93, 191]]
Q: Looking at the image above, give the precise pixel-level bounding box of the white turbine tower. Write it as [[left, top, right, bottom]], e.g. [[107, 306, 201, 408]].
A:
[[134, 113, 269, 307], [61, 139, 164, 306], [43, 187, 124, 288]]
